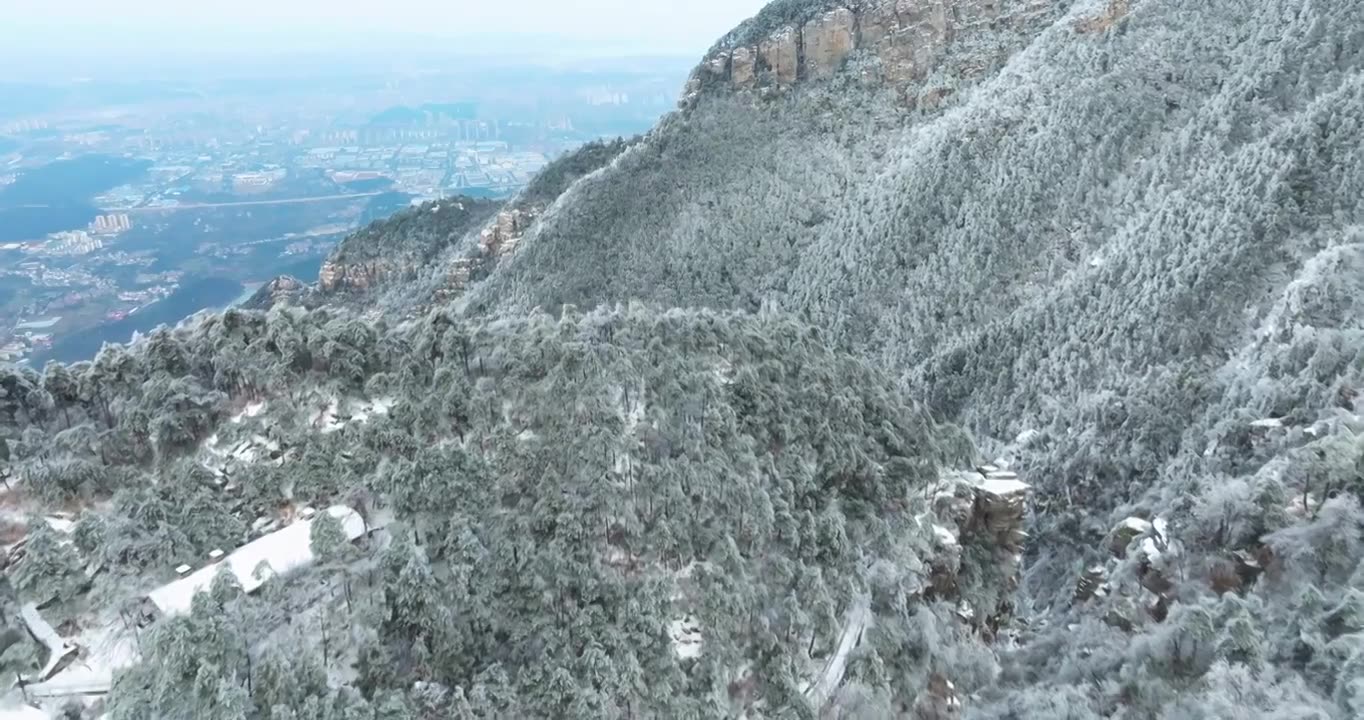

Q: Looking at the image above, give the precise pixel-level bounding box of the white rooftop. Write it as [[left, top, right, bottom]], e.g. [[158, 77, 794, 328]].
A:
[[146, 506, 364, 617], [976, 477, 1031, 497], [1119, 517, 1153, 534]]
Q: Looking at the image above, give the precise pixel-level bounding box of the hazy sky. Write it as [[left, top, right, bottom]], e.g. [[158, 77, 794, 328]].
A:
[[2, 0, 769, 57]]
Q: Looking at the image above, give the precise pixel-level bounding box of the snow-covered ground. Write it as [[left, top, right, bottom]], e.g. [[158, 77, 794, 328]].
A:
[[43, 517, 75, 534], [0, 700, 47, 720], [201, 431, 280, 479], [2, 611, 139, 714], [230, 401, 268, 424], [669, 616, 703, 659], [314, 396, 394, 434]]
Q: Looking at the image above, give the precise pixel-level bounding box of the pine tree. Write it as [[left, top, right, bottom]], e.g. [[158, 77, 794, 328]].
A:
[[1216, 605, 1266, 665], [310, 510, 350, 564], [13, 516, 85, 601]]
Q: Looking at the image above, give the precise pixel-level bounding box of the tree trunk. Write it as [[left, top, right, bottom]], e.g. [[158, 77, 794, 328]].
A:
[[321, 608, 329, 669]]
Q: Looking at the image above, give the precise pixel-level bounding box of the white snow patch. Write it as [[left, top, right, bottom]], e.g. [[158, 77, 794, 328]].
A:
[[1152, 517, 1170, 543], [1250, 418, 1285, 430], [201, 431, 280, 478], [0, 701, 47, 719], [1119, 517, 1153, 535], [146, 506, 365, 617], [43, 517, 75, 534], [314, 398, 343, 433], [346, 396, 394, 426], [1140, 537, 1163, 562], [932, 524, 958, 548], [230, 401, 267, 424], [669, 616, 703, 659], [316, 396, 393, 434]]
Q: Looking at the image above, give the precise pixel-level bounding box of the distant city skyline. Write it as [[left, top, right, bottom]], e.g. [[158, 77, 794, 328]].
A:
[[0, 0, 770, 58]]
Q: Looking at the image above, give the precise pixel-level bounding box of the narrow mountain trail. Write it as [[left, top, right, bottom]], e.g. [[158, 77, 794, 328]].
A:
[[805, 593, 871, 709]]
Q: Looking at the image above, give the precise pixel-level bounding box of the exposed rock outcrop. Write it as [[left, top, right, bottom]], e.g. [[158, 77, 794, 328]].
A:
[[803, 8, 857, 80], [759, 27, 801, 87], [430, 207, 540, 306], [479, 208, 534, 259], [927, 467, 1031, 633], [241, 275, 314, 310], [318, 259, 394, 293], [687, 0, 1057, 102], [732, 46, 758, 87], [913, 673, 963, 720]]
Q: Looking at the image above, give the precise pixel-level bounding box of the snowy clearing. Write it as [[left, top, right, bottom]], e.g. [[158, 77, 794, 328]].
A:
[[669, 616, 703, 659], [146, 505, 366, 617], [314, 396, 394, 434]]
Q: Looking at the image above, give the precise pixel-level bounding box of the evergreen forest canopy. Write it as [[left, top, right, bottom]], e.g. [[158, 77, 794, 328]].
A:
[[2, 0, 1364, 717]]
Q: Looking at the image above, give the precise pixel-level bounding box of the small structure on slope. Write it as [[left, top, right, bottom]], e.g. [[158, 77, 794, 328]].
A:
[[19, 603, 78, 683], [137, 506, 365, 622]]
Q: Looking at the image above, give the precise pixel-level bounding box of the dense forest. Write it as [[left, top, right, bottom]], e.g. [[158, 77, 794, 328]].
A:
[[2, 0, 1363, 717], [1, 305, 1001, 718]]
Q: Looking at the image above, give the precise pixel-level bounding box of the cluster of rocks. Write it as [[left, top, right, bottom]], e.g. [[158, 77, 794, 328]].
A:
[[478, 208, 534, 259], [1073, 516, 1181, 630], [907, 465, 1029, 719], [927, 464, 1031, 630], [438, 207, 540, 302], [912, 672, 964, 720]]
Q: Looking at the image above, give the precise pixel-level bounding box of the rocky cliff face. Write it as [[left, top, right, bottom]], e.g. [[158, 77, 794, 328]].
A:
[[684, 0, 1054, 103], [318, 259, 392, 293], [478, 208, 534, 259]]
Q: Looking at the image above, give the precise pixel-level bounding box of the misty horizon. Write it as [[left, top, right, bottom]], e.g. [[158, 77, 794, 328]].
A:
[[0, 0, 770, 69]]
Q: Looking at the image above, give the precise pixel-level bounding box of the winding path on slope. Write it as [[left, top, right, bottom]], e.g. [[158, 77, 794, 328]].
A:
[[805, 593, 872, 709]]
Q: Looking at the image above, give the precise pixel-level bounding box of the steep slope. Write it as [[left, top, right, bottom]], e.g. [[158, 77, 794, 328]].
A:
[[461, 0, 1364, 715], [318, 195, 500, 295], [247, 138, 634, 313], [3, 0, 1363, 717]]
